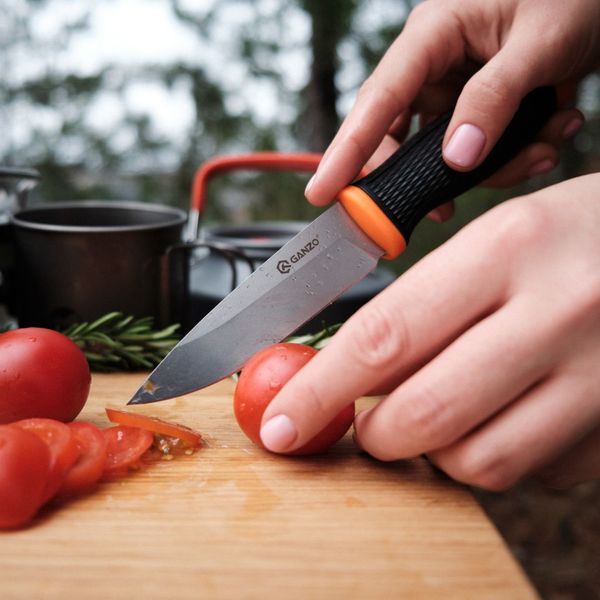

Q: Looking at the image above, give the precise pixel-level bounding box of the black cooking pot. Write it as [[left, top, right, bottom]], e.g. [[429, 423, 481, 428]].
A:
[[12, 201, 187, 329]]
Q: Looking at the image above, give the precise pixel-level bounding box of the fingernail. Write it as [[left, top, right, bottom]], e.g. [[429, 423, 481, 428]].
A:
[[562, 117, 584, 140], [304, 174, 316, 196], [528, 159, 555, 177], [443, 123, 486, 168], [427, 208, 443, 223], [260, 415, 297, 452]]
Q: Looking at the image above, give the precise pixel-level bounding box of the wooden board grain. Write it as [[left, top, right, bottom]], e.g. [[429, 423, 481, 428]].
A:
[[0, 373, 538, 600]]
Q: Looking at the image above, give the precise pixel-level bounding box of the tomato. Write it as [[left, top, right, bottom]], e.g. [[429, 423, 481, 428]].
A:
[[105, 408, 202, 449], [12, 418, 80, 502], [234, 343, 355, 455], [0, 328, 91, 424], [0, 425, 52, 528], [103, 426, 154, 476], [59, 422, 108, 496]]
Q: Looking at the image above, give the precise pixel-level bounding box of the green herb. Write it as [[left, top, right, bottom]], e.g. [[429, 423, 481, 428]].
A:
[[286, 322, 342, 349], [62, 312, 181, 372]]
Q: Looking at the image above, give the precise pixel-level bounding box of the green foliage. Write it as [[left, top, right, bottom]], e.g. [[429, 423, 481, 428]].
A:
[[62, 312, 181, 372]]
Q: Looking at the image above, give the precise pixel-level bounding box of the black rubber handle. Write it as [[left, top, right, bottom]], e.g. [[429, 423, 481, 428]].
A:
[[353, 86, 557, 241]]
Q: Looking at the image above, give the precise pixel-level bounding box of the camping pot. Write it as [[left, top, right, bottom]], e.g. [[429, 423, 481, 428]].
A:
[[170, 153, 395, 334], [12, 201, 187, 329]]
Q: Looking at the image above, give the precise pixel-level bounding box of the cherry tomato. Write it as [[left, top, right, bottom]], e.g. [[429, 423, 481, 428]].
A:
[[0, 328, 91, 424], [0, 425, 51, 528], [103, 426, 154, 476], [12, 418, 80, 502], [59, 422, 108, 496], [105, 408, 202, 448], [234, 343, 355, 455]]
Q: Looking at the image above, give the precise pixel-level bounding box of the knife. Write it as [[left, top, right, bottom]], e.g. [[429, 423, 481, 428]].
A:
[[129, 86, 557, 405]]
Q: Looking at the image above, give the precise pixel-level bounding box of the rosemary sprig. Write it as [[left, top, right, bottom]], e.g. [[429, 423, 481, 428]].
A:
[[286, 322, 342, 349], [62, 312, 181, 372]]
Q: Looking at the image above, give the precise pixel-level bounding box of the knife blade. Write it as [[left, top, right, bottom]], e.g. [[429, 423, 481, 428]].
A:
[[129, 86, 557, 405]]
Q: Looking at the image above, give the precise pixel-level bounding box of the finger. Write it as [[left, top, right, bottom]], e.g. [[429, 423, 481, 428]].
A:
[[387, 110, 413, 144], [482, 109, 584, 187], [537, 426, 600, 489], [428, 372, 600, 491], [259, 209, 510, 453], [306, 4, 464, 205], [481, 142, 560, 188], [442, 38, 559, 171], [364, 134, 400, 172], [427, 202, 455, 223], [353, 296, 560, 461]]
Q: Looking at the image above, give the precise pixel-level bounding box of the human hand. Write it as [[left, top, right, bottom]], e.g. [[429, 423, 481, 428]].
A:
[[305, 0, 600, 217], [260, 174, 600, 490]]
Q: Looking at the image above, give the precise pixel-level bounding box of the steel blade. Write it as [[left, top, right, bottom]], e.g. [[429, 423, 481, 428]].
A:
[[128, 203, 384, 404]]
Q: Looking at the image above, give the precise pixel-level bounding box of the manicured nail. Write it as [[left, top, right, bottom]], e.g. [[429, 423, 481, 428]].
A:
[[528, 159, 555, 177], [443, 123, 486, 168], [562, 117, 584, 140], [304, 174, 316, 196], [427, 208, 443, 223], [260, 415, 297, 452]]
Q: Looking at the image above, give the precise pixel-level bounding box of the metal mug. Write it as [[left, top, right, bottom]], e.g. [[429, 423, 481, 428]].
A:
[[11, 201, 187, 329]]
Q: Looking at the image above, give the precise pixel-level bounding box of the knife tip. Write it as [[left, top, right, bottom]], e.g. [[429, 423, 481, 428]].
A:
[[127, 379, 160, 405]]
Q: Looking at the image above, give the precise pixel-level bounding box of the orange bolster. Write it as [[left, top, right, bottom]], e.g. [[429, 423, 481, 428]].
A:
[[337, 186, 406, 260]]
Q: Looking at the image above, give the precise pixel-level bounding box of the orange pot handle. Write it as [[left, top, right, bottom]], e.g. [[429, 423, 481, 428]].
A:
[[188, 152, 322, 240]]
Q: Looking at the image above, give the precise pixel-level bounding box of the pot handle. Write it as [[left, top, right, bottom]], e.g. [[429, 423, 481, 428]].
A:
[[188, 152, 322, 241], [162, 240, 256, 329]]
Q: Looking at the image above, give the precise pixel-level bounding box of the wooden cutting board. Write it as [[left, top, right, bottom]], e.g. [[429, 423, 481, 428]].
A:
[[0, 373, 537, 600]]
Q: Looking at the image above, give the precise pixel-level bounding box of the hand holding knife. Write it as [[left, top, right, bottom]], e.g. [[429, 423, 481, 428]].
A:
[[129, 86, 557, 406]]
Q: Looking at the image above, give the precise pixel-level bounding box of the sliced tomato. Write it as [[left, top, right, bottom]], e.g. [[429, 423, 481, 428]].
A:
[[103, 425, 154, 476], [59, 422, 108, 496], [12, 418, 80, 502], [105, 408, 202, 448], [0, 425, 52, 529]]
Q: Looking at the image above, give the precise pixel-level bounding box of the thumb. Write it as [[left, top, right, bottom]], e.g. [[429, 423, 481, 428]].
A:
[[442, 43, 550, 171]]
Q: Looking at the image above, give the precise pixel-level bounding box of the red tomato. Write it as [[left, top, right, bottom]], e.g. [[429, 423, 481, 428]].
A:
[[103, 426, 154, 476], [0, 425, 52, 528], [234, 343, 355, 455], [12, 418, 80, 502], [105, 408, 202, 448], [0, 328, 91, 424], [59, 422, 108, 496]]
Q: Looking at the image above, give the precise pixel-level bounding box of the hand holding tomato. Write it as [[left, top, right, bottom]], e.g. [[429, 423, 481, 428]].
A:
[[234, 343, 354, 455]]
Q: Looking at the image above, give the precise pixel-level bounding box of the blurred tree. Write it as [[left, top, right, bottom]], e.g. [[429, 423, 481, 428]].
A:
[[0, 0, 597, 246]]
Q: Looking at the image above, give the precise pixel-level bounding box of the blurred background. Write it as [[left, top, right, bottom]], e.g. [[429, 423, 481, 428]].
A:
[[1, 1, 599, 597]]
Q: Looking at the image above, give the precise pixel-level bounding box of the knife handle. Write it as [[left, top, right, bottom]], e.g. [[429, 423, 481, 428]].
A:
[[338, 86, 558, 259]]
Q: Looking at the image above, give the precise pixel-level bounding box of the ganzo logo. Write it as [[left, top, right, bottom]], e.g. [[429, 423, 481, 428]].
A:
[[276, 238, 320, 274]]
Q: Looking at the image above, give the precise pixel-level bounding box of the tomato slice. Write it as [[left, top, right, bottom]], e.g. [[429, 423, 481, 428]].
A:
[[59, 422, 108, 496], [103, 425, 154, 476], [0, 425, 51, 529], [12, 418, 80, 502], [105, 408, 202, 448]]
